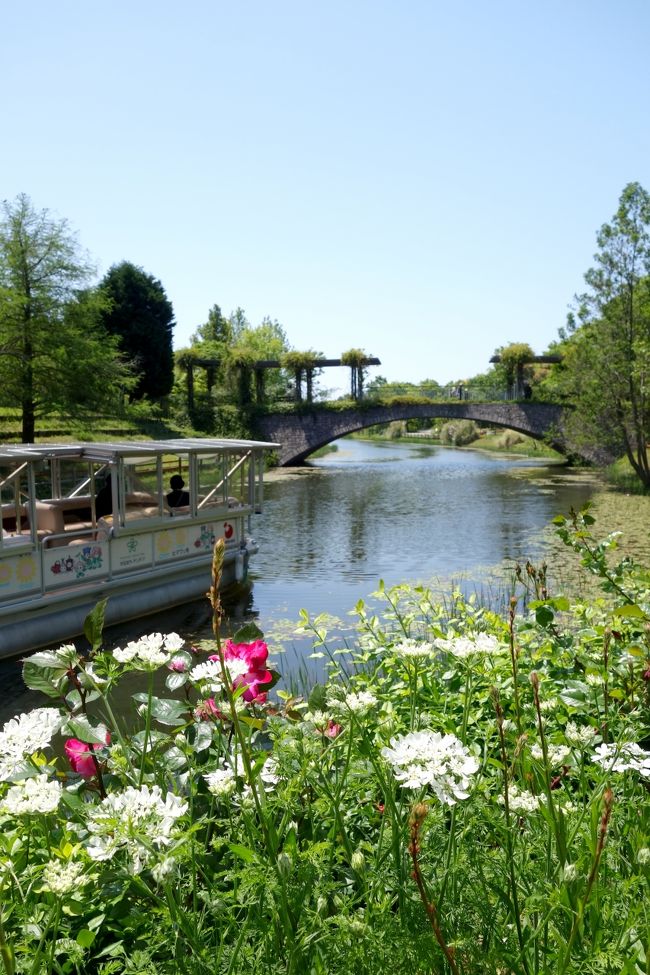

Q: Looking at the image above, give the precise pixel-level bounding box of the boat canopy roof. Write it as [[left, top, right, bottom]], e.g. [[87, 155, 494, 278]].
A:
[[0, 438, 280, 464]]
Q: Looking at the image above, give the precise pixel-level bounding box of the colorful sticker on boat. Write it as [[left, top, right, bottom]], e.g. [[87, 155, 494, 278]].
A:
[[0, 554, 41, 596], [16, 556, 37, 584], [155, 526, 191, 561], [193, 524, 218, 551], [113, 533, 153, 572], [44, 544, 107, 588], [154, 523, 224, 563]]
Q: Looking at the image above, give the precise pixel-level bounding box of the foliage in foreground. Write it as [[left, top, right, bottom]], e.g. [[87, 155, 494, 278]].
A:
[[0, 510, 649, 974]]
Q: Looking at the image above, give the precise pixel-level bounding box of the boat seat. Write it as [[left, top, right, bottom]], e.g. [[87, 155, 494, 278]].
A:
[[33, 501, 65, 535], [1, 503, 29, 534]]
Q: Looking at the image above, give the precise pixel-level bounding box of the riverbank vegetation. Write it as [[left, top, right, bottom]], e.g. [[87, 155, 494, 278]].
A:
[[1, 511, 648, 973], [351, 421, 563, 460]]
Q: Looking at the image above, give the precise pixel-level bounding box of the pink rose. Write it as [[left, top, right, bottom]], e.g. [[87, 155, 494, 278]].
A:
[[64, 733, 110, 778], [209, 639, 272, 703]]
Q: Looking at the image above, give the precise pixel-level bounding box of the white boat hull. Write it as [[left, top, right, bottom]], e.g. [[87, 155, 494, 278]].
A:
[[0, 541, 254, 657]]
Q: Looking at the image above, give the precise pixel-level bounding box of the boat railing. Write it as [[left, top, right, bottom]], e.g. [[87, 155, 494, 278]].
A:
[[42, 527, 96, 550], [199, 451, 252, 509]]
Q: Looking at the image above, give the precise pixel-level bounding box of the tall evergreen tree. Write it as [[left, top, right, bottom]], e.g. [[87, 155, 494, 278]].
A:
[[0, 194, 131, 441], [99, 261, 175, 400]]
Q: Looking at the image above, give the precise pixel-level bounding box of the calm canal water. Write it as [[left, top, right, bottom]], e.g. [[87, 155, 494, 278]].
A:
[[3, 437, 648, 720]]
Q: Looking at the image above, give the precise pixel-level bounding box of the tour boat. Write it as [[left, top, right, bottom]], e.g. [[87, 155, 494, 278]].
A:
[[0, 438, 278, 657]]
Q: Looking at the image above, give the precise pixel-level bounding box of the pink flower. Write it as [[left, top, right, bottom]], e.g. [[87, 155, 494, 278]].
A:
[[209, 639, 272, 703], [168, 658, 187, 672], [194, 697, 227, 721], [64, 733, 110, 778], [323, 720, 342, 739]]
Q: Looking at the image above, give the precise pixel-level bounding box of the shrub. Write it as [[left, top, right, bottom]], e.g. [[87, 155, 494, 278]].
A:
[[439, 419, 479, 446]]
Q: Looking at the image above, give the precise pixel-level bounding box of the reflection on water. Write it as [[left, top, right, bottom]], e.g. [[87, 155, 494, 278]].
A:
[[3, 438, 649, 720], [251, 440, 595, 604]]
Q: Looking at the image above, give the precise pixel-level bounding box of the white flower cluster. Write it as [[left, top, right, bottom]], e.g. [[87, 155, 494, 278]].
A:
[[564, 721, 596, 748], [42, 859, 88, 894], [190, 657, 250, 690], [531, 743, 571, 767], [435, 633, 502, 659], [189, 659, 224, 691], [204, 766, 237, 797], [1, 774, 62, 815], [113, 632, 184, 669], [327, 689, 378, 716], [381, 730, 479, 804], [343, 691, 378, 714], [390, 639, 437, 659], [592, 742, 650, 778], [84, 784, 188, 872], [497, 784, 539, 814], [0, 708, 61, 781]]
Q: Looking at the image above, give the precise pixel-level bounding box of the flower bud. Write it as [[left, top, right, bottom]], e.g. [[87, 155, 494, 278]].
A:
[[276, 852, 292, 879]]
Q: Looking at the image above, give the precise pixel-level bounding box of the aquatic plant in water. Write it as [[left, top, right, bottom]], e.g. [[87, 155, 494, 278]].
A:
[[0, 512, 648, 974]]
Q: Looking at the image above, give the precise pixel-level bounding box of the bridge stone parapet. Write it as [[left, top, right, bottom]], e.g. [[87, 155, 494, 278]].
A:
[[255, 402, 582, 466]]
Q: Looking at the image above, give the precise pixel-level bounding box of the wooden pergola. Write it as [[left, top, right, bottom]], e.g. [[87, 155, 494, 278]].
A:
[[489, 354, 561, 398], [179, 355, 382, 410]]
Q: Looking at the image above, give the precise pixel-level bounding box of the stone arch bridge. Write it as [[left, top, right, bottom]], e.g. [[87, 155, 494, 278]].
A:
[[255, 401, 591, 466]]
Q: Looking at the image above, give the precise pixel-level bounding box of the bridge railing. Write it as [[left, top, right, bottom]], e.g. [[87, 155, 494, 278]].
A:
[[365, 384, 517, 403]]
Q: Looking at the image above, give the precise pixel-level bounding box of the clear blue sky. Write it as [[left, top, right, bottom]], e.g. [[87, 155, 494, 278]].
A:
[[4, 0, 650, 389]]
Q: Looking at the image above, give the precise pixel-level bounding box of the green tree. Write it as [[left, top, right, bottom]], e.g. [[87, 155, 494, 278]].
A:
[[0, 194, 132, 441], [562, 182, 650, 486], [99, 261, 175, 400], [493, 342, 535, 396], [226, 316, 290, 405]]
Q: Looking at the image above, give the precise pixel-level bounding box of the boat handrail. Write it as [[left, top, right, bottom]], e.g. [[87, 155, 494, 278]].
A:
[[199, 450, 252, 509], [42, 527, 96, 549], [0, 461, 30, 491]]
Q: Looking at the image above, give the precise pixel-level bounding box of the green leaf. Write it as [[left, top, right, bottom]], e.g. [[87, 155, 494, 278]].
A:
[[308, 683, 328, 712], [188, 721, 213, 752], [228, 843, 256, 863], [21, 651, 67, 669], [162, 746, 188, 770], [613, 603, 646, 618], [83, 598, 108, 651], [21, 663, 62, 698], [76, 928, 96, 948], [231, 622, 265, 644], [165, 671, 188, 692], [132, 694, 188, 725], [62, 715, 108, 744], [535, 605, 555, 627]]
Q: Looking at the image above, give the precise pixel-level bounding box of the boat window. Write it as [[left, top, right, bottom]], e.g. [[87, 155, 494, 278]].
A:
[[164, 455, 191, 512], [196, 454, 228, 509], [1, 460, 33, 548], [117, 456, 164, 524]]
